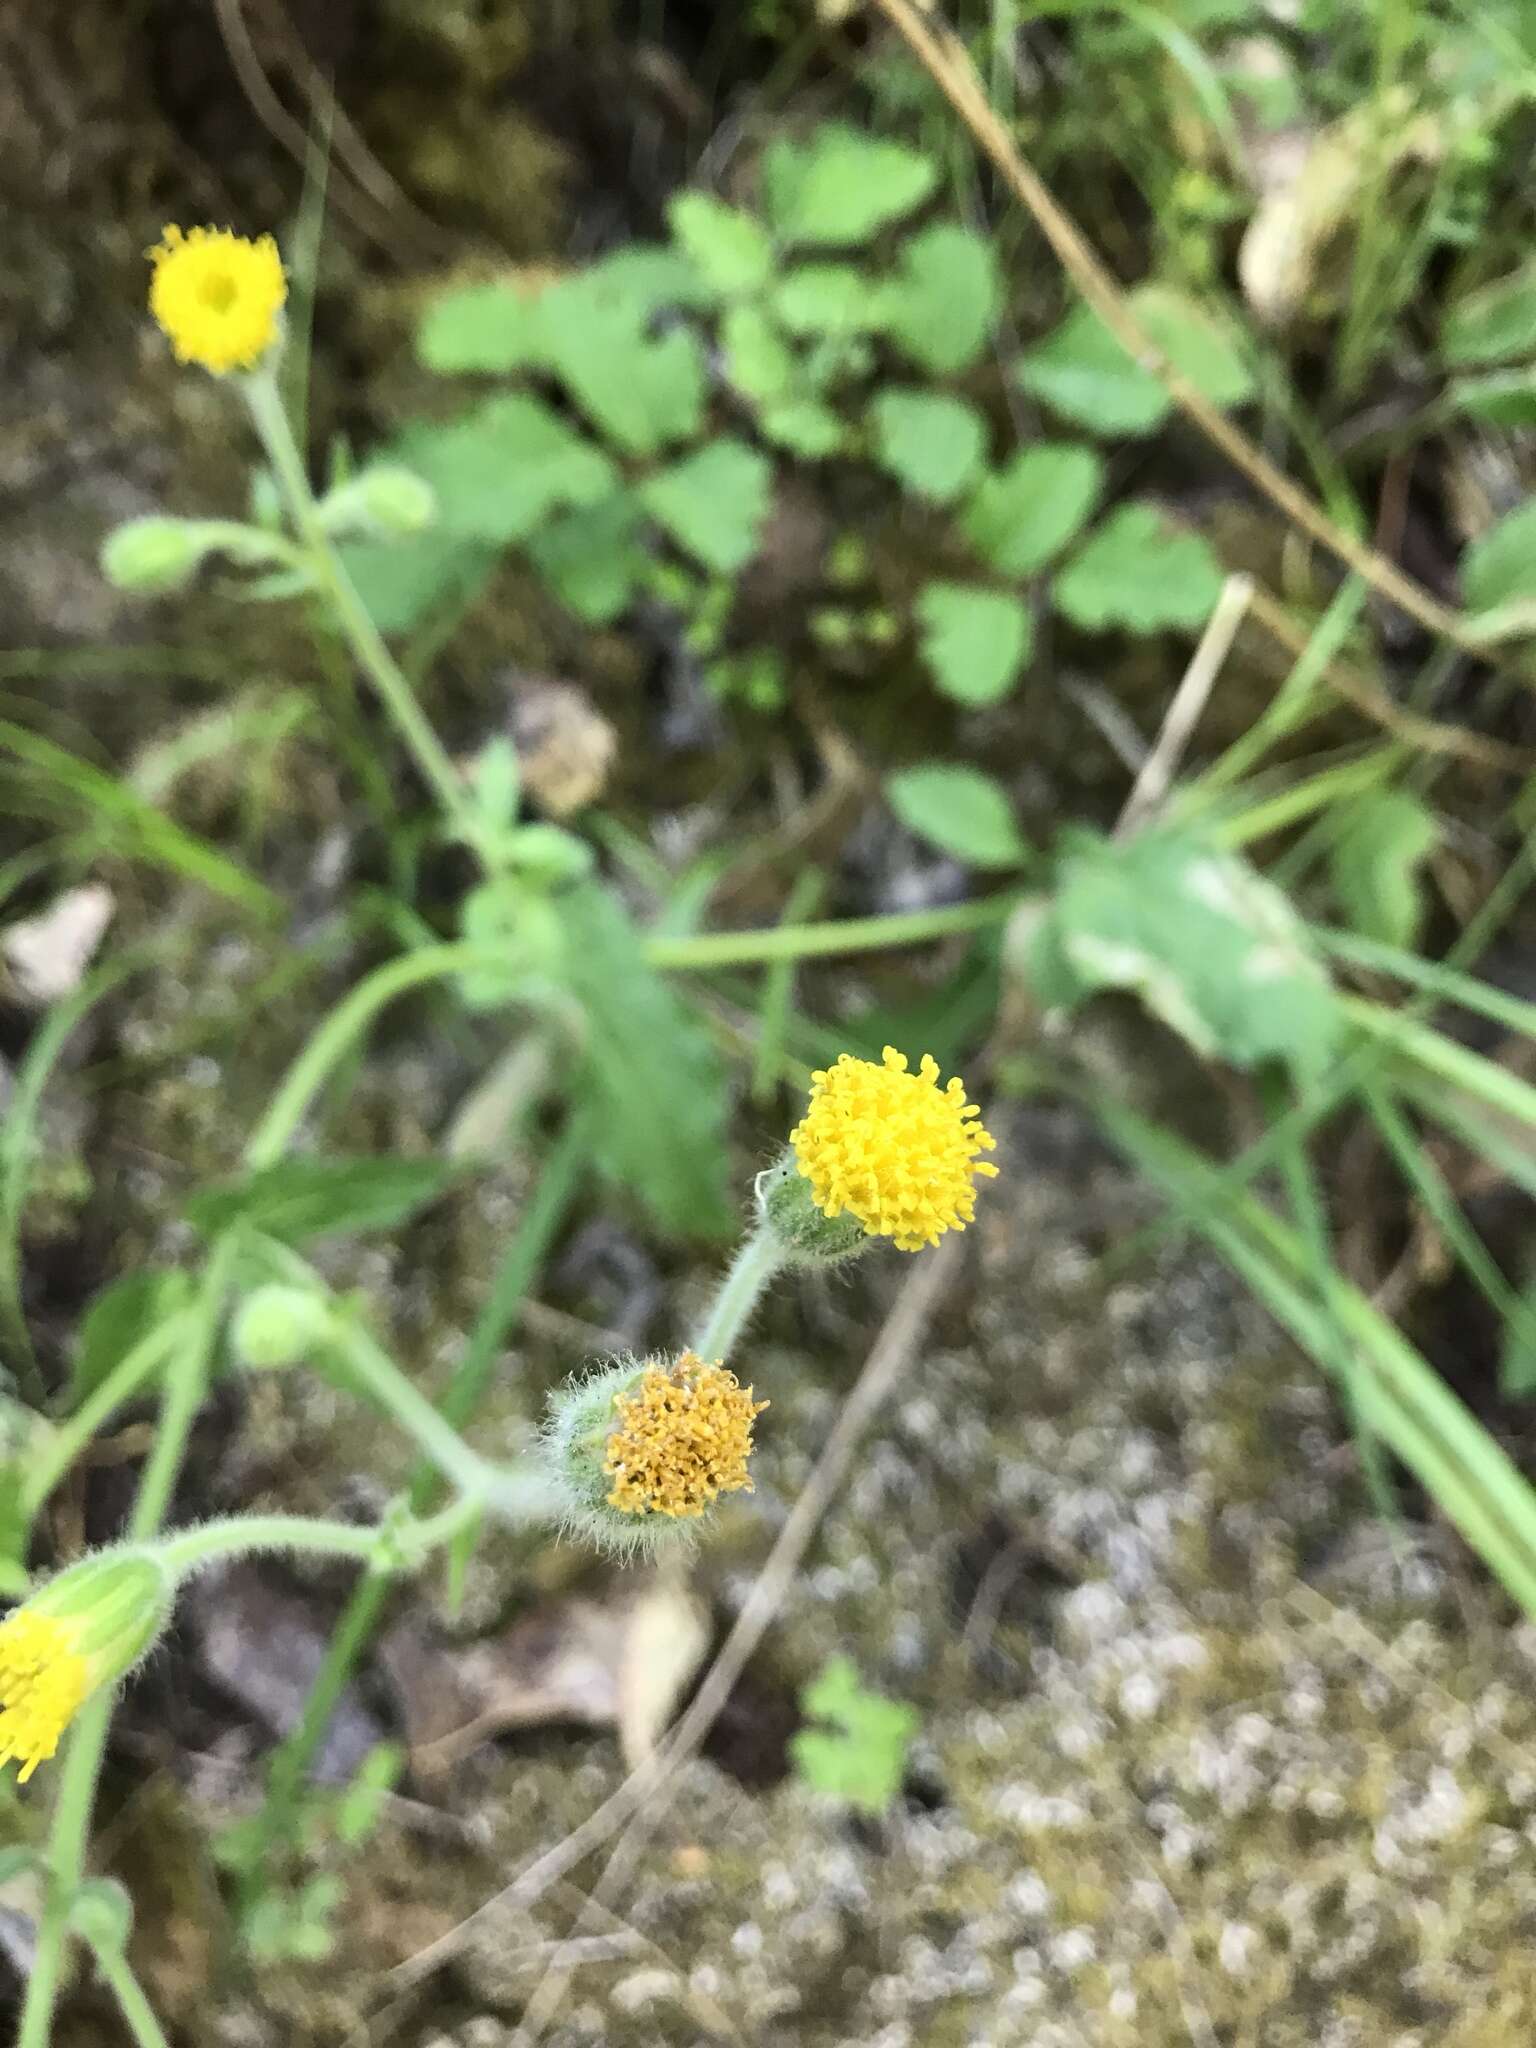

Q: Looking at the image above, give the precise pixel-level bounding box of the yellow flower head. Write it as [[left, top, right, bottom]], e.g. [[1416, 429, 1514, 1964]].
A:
[[147, 225, 287, 374], [604, 1352, 768, 1520], [0, 1610, 88, 1784], [790, 1045, 999, 1252]]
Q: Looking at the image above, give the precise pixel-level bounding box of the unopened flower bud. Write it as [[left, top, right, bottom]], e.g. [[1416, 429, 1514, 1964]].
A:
[[318, 466, 437, 540], [231, 1284, 333, 1370], [540, 1352, 768, 1557], [100, 517, 209, 593], [1, 1550, 173, 1783]]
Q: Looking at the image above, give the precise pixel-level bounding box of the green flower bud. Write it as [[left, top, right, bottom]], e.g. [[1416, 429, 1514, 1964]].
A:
[[2, 1550, 173, 1782], [356, 465, 437, 536], [231, 1285, 333, 1370], [317, 466, 437, 540], [100, 517, 209, 593], [754, 1152, 870, 1268]]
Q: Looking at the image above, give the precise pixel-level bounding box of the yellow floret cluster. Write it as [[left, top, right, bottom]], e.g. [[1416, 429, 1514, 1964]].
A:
[[604, 1354, 768, 1519], [790, 1045, 998, 1252], [148, 225, 287, 374], [0, 1610, 89, 1784]]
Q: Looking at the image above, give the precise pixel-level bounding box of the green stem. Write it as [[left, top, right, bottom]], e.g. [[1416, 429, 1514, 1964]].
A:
[[250, 1114, 589, 1862], [244, 941, 492, 1168], [327, 1318, 503, 1504], [241, 369, 471, 835], [646, 894, 1018, 971], [21, 1318, 191, 1519], [154, 1507, 456, 1576], [14, 1694, 114, 2048], [690, 1226, 785, 1365], [15, 1249, 233, 2048], [128, 1241, 236, 1541], [91, 1946, 172, 2048]]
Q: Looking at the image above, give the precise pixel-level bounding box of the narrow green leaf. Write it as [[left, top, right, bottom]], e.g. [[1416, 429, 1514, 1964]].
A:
[[185, 1157, 464, 1245]]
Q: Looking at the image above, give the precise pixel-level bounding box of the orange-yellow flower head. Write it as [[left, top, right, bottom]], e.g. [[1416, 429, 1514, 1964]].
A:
[[604, 1353, 768, 1520], [0, 1610, 88, 1784], [148, 225, 287, 374], [789, 1045, 998, 1253]]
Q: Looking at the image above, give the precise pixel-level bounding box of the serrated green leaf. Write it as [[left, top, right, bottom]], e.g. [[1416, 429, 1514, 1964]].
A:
[[881, 223, 1001, 374], [963, 443, 1104, 576], [1019, 285, 1253, 435], [640, 440, 773, 573], [763, 126, 938, 246], [869, 389, 986, 504], [185, 1157, 464, 1245], [527, 493, 648, 624], [667, 193, 773, 296], [417, 282, 542, 374], [791, 1656, 917, 1816], [773, 264, 883, 337], [1461, 498, 1536, 615], [1054, 503, 1224, 632], [538, 273, 706, 455], [885, 763, 1026, 869], [1028, 827, 1340, 1072], [760, 399, 846, 457], [1442, 262, 1536, 368], [559, 884, 733, 1238], [1329, 789, 1439, 950], [71, 1269, 191, 1403], [915, 582, 1032, 705], [722, 304, 795, 404]]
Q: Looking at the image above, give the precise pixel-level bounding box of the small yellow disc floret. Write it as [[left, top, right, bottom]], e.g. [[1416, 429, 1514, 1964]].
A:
[[0, 1610, 89, 1784], [790, 1045, 999, 1252], [604, 1354, 768, 1519], [148, 225, 287, 374]]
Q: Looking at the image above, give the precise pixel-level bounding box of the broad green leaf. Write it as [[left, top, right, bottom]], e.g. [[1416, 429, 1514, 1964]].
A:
[[881, 223, 1001, 375], [761, 399, 846, 457], [762, 125, 938, 246], [667, 193, 773, 296], [185, 1156, 464, 1245], [538, 273, 706, 455], [640, 440, 773, 573], [583, 245, 712, 313], [1028, 826, 1340, 1072], [964, 443, 1104, 576], [372, 399, 616, 547], [559, 883, 733, 1238], [1328, 789, 1439, 950], [417, 282, 542, 374], [1442, 262, 1536, 367], [527, 493, 648, 624], [1019, 285, 1254, 435], [1461, 498, 1536, 615], [774, 265, 883, 337], [71, 1269, 191, 1403], [722, 304, 795, 403], [1054, 503, 1224, 632], [341, 529, 495, 636], [885, 763, 1026, 869], [791, 1657, 918, 1816], [915, 583, 1032, 704], [869, 389, 986, 504]]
